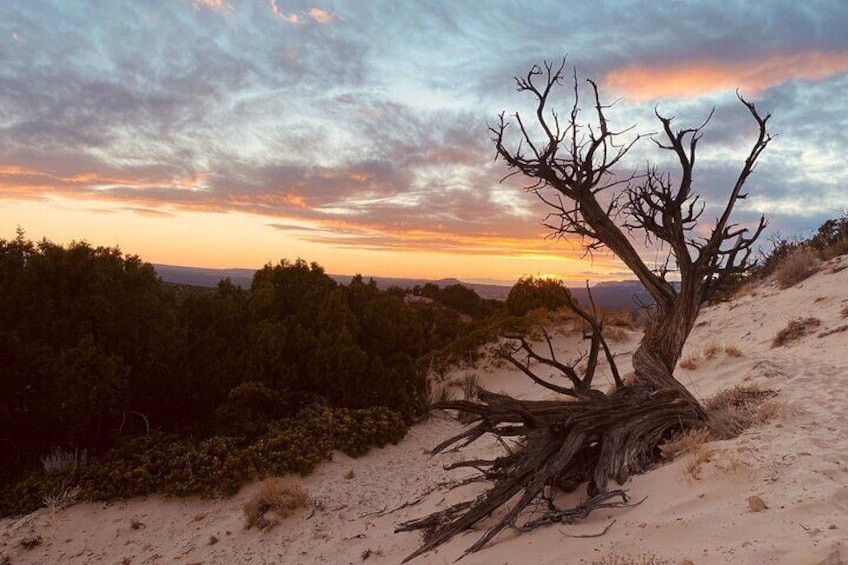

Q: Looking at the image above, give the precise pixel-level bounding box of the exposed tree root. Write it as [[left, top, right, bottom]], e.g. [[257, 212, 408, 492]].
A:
[[397, 388, 703, 562]]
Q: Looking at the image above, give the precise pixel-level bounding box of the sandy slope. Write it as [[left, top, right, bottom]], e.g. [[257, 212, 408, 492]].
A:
[[3, 256, 847, 564]]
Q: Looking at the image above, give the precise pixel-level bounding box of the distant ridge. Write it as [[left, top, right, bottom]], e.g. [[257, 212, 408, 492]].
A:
[[152, 264, 652, 307], [154, 264, 257, 289], [152, 264, 512, 300]]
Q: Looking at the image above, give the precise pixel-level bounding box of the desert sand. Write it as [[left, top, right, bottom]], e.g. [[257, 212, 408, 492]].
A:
[[2, 255, 847, 564]]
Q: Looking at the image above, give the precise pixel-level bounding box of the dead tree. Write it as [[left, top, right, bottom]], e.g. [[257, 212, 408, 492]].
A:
[[397, 60, 771, 561]]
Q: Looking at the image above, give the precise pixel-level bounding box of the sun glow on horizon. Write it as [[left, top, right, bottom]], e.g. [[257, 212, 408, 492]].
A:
[[0, 196, 630, 284]]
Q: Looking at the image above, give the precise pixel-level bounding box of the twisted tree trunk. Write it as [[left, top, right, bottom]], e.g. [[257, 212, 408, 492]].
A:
[[398, 60, 770, 561]]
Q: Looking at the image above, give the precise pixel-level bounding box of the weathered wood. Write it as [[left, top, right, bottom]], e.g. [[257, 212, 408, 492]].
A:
[[400, 388, 702, 561], [399, 61, 771, 562]]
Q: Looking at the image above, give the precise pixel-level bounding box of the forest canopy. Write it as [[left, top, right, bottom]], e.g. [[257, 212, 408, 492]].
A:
[[0, 232, 510, 503]]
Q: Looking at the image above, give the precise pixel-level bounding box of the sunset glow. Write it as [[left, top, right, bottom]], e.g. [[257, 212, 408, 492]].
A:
[[605, 50, 848, 101], [2, 1, 846, 284]]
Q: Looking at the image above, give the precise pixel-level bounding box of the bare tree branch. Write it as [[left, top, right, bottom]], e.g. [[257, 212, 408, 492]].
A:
[[403, 62, 771, 561]]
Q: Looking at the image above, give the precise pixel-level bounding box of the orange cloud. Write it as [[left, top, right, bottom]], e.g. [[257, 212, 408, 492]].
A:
[[267, 2, 334, 24], [0, 165, 174, 199], [173, 172, 209, 191], [268, 0, 298, 23], [308, 8, 334, 24], [604, 50, 848, 101], [275, 217, 585, 260], [318, 170, 371, 183]]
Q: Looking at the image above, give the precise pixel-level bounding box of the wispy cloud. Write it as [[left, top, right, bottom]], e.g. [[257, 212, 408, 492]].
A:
[[2, 1, 847, 277], [604, 50, 848, 101], [267, 1, 334, 24], [268, 0, 299, 23]]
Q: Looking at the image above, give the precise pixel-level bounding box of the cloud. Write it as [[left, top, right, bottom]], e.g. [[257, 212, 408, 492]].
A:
[[267, 1, 333, 24], [2, 1, 848, 277], [121, 206, 176, 218], [604, 50, 848, 101], [192, 0, 228, 11], [308, 8, 334, 24], [268, 0, 300, 24]]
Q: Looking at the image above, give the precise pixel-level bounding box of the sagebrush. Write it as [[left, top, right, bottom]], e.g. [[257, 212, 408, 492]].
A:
[[0, 406, 405, 517]]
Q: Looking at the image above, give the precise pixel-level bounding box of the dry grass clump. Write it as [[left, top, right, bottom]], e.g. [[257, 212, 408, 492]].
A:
[[41, 481, 82, 511], [660, 427, 711, 460], [678, 344, 741, 370], [733, 280, 758, 299], [705, 384, 776, 440], [681, 445, 716, 480], [601, 308, 638, 330], [772, 317, 821, 347], [774, 247, 819, 288], [657, 386, 793, 483], [662, 384, 776, 464], [679, 355, 699, 370], [724, 345, 743, 357], [243, 478, 310, 530], [702, 342, 721, 360], [754, 398, 800, 425], [708, 403, 754, 440], [41, 447, 87, 474]]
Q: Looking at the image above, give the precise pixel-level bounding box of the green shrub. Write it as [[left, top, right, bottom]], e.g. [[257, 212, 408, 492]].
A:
[[0, 406, 407, 518], [330, 406, 407, 457], [809, 214, 848, 259], [215, 381, 289, 438], [505, 276, 575, 316]]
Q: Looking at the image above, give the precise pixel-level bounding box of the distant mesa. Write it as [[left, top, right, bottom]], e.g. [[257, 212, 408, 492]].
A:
[[152, 264, 653, 308], [153, 264, 511, 300]]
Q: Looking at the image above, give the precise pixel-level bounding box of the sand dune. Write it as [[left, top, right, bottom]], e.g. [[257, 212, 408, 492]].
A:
[[3, 255, 847, 564]]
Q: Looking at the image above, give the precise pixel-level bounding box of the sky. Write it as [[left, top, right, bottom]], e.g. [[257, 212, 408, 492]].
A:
[[1, 1, 847, 284]]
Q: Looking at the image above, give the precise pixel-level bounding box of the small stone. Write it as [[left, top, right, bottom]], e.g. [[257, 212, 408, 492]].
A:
[[828, 524, 837, 530], [747, 495, 768, 512], [638, 522, 647, 528], [681, 560, 695, 565], [208, 535, 218, 545]]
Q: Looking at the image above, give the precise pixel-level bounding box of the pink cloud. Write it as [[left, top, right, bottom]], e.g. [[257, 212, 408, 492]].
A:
[[268, 0, 299, 23], [308, 8, 334, 24], [604, 50, 848, 101], [267, 2, 334, 24]]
